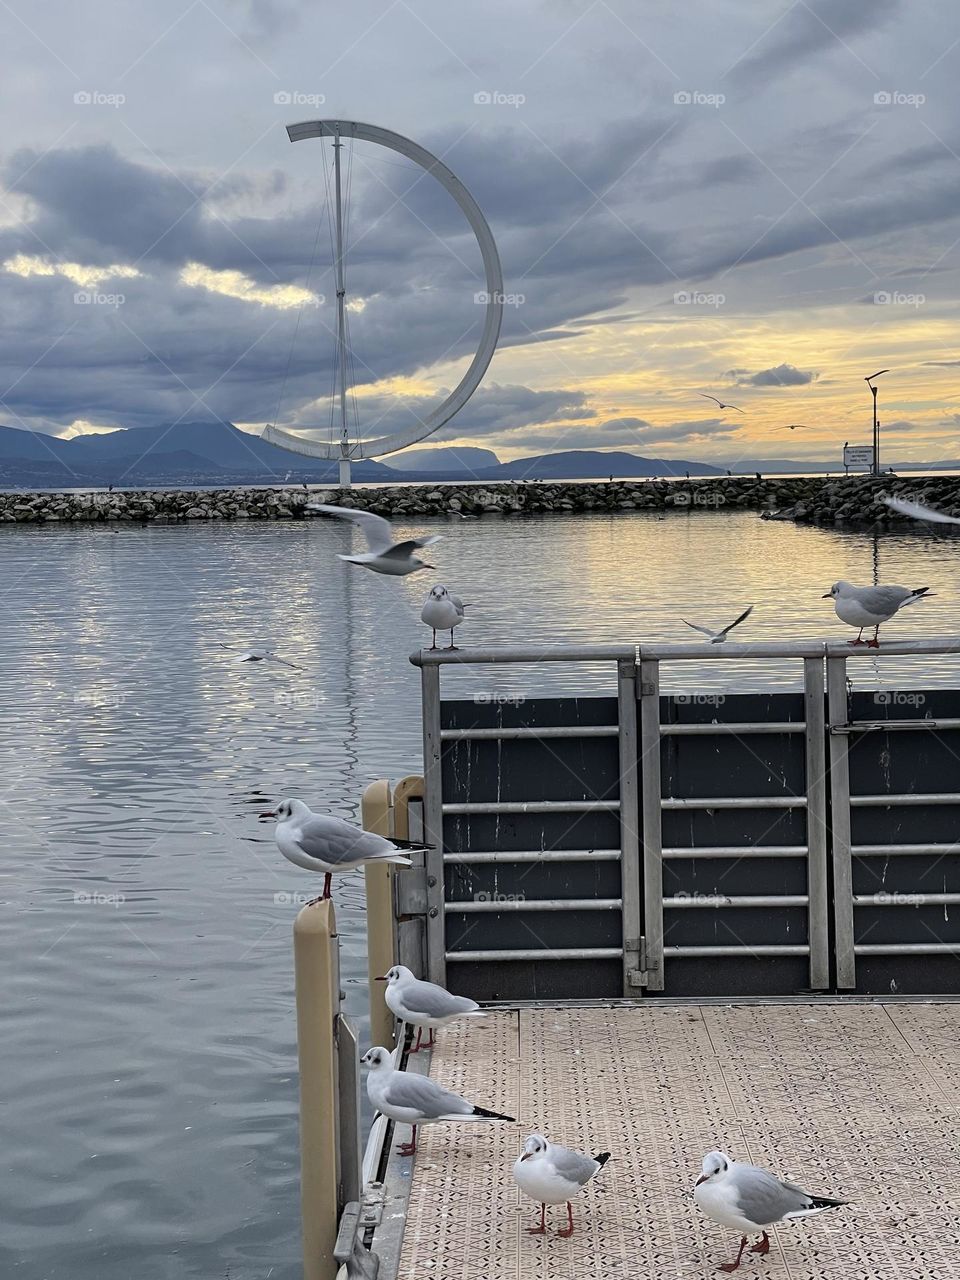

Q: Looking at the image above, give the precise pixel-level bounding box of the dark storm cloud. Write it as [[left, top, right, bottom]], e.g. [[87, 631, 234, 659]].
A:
[[730, 364, 818, 387]]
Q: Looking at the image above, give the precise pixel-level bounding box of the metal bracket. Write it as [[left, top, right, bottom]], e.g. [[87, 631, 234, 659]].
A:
[[627, 937, 649, 988], [334, 1201, 381, 1279]]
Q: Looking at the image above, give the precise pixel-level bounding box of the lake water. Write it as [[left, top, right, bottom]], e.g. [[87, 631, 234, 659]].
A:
[[3, 510, 960, 1280]]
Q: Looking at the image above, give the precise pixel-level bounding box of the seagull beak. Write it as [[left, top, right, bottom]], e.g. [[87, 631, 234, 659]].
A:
[[520, 1153, 532, 1161], [422, 563, 436, 570], [821, 592, 832, 599], [695, 1174, 708, 1186], [374, 975, 387, 982], [259, 810, 276, 818]]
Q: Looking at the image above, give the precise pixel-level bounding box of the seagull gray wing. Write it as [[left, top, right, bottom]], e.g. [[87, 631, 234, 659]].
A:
[[856, 584, 914, 615], [551, 1145, 601, 1186], [308, 505, 394, 553], [681, 619, 717, 638], [383, 1072, 472, 1119], [402, 978, 478, 1019], [885, 497, 960, 525], [266, 653, 302, 669], [699, 393, 722, 406], [380, 535, 441, 560], [449, 595, 465, 616], [295, 816, 401, 866], [730, 1163, 809, 1224], [720, 605, 754, 637]]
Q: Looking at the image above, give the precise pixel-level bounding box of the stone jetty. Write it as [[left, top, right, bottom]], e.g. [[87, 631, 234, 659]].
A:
[[1, 475, 959, 525]]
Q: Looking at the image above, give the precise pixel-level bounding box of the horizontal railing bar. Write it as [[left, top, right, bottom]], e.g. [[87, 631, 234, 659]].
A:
[[442, 800, 620, 814], [850, 793, 960, 806], [449, 897, 622, 913], [663, 895, 809, 908], [661, 721, 805, 735], [664, 845, 808, 859], [854, 943, 960, 954], [851, 843, 960, 856], [664, 945, 811, 956], [440, 726, 617, 740], [661, 796, 806, 810], [852, 893, 960, 905], [833, 718, 960, 734], [445, 947, 623, 961], [443, 849, 621, 863]]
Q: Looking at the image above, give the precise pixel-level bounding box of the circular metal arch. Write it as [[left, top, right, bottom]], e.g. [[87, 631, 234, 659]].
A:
[[263, 118, 503, 460]]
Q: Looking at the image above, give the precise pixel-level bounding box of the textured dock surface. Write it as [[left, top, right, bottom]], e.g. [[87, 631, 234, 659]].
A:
[[392, 1002, 960, 1279]]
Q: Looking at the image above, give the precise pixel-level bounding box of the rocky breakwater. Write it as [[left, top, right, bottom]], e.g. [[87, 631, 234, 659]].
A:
[[0, 488, 315, 523], [761, 475, 960, 527]]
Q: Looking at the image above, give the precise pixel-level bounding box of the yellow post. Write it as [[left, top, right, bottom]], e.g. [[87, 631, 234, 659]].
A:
[[363, 779, 397, 1049], [294, 899, 340, 1280]]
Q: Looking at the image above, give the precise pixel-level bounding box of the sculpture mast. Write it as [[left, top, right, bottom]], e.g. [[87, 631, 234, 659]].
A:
[[332, 126, 352, 487]]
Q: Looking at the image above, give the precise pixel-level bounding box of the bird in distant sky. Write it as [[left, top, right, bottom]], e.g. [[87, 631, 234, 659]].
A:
[[699, 394, 745, 413], [778, 424, 812, 431]]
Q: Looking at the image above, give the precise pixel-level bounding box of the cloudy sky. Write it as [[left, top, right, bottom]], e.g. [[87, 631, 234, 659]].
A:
[[2, 0, 960, 464]]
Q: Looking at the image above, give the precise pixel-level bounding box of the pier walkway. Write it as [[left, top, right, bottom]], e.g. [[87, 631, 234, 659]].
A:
[[379, 1000, 959, 1280]]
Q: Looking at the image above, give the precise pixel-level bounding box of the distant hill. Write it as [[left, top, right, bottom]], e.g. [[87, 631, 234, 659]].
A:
[[388, 446, 499, 474], [476, 449, 725, 479]]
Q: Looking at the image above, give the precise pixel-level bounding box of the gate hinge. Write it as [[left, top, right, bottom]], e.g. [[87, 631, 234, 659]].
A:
[[396, 867, 428, 916], [626, 935, 648, 988]]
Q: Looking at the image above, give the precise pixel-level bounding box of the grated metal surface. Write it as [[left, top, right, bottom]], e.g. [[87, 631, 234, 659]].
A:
[[392, 1003, 960, 1279]]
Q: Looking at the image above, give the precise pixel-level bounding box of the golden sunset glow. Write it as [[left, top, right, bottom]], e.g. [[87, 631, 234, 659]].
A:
[[179, 263, 321, 310]]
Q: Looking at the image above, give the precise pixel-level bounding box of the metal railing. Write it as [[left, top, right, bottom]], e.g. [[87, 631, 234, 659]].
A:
[[412, 637, 960, 995]]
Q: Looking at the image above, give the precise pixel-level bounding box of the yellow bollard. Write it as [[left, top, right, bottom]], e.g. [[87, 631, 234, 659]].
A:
[[362, 779, 397, 1049], [294, 899, 340, 1280]]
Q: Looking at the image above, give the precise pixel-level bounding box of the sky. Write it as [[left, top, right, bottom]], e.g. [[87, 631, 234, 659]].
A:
[[2, 0, 960, 465]]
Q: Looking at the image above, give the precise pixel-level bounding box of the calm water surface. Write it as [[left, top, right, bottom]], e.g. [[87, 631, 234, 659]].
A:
[[2, 511, 959, 1280]]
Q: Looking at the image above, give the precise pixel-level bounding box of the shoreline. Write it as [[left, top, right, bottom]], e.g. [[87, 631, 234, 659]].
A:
[[2, 474, 959, 525]]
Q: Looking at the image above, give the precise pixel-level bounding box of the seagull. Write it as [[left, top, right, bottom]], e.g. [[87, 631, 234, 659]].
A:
[[307, 504, 440, 576], [421, 585, 465, 650], [681, 605, 754, 643], [699, 394, 745, 413], [822, 581, 932, 647], [694, 1150, 849, 1273], [777, 424, 812, 431], [375, 964, 486, 1052], [884, 496, 960, 525], [361, 1045, 514, 1155], [260, 799, 421, 901], [513, 1133, 611, 1237], [219, 643, 300, 669]]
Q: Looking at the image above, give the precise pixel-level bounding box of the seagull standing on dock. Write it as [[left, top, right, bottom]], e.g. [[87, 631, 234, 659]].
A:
[[421, 585, 465, 650], [262, 800, 420, 901], [823, 581, 932, 647], [376, 964, 486, 1052], [694, 1150, 848, 1273], [513, 1133, 611, 1237], [681, 606, 754, 643], [361, 1046, 514, 1155], [307, 504, 440, 576]]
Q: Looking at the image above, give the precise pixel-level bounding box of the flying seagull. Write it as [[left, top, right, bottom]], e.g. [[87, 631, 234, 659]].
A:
[[681, 605, 754, 643], [777, 424, 813, 431], [376, 964, 486, 1052], [361, 1045, 514, 1155], [513, 1133, 611, 1237], [219, 643, 300, 669], [699, 394, 745, 413], [307, 503, 440, 576], [884, 496, 960, 525], [421, 585, 466, 650], [694, 1150, 848, 1273], [822, 581, 932, 647], [261, 799, 422, 901]]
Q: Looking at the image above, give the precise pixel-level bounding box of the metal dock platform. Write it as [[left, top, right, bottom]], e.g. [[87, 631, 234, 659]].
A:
[[376, 1000, 959, 1280]]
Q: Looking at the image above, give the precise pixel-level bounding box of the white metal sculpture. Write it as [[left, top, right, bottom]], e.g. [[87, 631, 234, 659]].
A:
[[263, 119, 504, 486]]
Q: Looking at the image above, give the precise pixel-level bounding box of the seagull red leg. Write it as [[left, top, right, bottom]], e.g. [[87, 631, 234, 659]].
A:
[[719, 1236, 748, 1272], [410, 1026, 423, 1053], [429, 629, 437, 650], [427, 1028, 435, 1049], [527, 1204, 547, 1235], [307, 872, 333, 906], [749, 1232, 770, 1255], [848, 628, 864, 646], [556, 1202, 575, 1237], [868, 625, 880, 648], [396, 1125, 417, 1156]]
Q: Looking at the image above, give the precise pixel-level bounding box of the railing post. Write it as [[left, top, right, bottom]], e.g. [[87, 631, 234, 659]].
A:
[[638, 658, 664, 991], [362, 780, 398, 1049], [827, 655, 856, 988], [393, 775, 428, 978], [420, 663, 446, 984], [803, 657, 830, 989], [617, 660, 643, 993], [294, 900, 341, 1280]]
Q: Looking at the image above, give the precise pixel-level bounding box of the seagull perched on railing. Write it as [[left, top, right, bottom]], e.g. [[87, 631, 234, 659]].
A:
[[261, 799, 423, 901], [361, 1045, 514, 1155], [513, 1133, 611, 1237], [376, 964, 485, 1052], [694, 1150, 848, 1273], [421, 585, 465, 650], [307, 503, 439, 576], [680, 605, 754, 643], [822, 580, 932, 647]]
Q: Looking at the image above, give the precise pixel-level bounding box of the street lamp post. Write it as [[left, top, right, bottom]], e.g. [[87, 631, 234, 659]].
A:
[[864, 369, 889, 476]]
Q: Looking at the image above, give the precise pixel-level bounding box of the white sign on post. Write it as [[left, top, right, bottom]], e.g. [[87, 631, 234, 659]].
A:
[[843, 445, 874, 470]]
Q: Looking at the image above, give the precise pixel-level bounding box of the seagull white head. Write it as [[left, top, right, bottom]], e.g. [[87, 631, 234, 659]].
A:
[[259, 797, 310, 821], [374, 964, 414, 985], [696, 1151, 732, 1186], [823, 580, 852, 599], [360, 1046, 392, 1070], [428, 585, 449, 599], [519, 1133, 549, 1161]]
